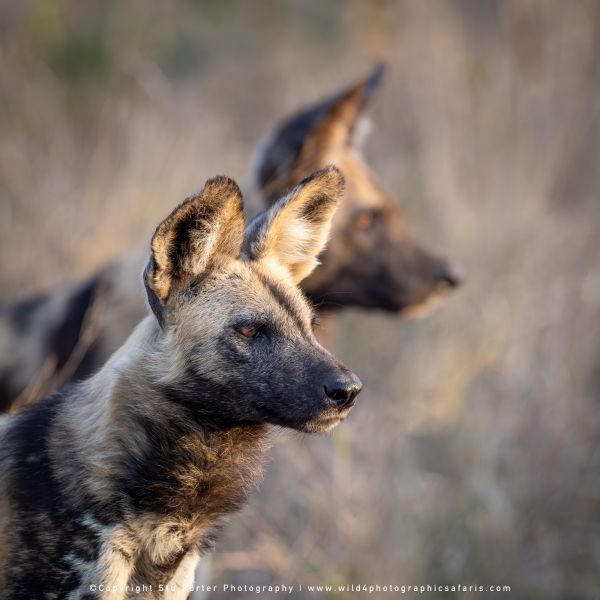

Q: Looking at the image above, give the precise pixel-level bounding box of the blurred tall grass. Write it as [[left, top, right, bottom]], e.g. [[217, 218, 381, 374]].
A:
[[1, 1, 599, 598]]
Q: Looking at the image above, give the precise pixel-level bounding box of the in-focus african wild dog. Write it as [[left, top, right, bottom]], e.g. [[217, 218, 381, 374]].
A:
[[0, 64, 459, 412], [0, 167, 361, 599]]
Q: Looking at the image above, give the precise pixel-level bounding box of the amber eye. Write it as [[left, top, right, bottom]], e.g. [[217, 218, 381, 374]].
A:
[[237, 325, 260, 338], [355, 210, 377, 231]]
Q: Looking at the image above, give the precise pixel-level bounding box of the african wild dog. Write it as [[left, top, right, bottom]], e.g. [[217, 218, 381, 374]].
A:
[[0, 64, 459, 412], [255, 63, 461, 312], [0, 167, 361, 599]]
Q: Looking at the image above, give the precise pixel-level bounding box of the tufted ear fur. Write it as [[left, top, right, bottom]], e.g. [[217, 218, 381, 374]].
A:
[[243, 166, 344, 284], [144, 176, 244, 315]]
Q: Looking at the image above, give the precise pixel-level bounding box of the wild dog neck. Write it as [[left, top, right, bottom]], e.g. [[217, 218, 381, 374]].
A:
[[54, 316, 271, 525], [0, 318, 271, 597]]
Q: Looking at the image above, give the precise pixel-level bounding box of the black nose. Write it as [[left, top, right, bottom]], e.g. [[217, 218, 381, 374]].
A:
[[436, 262, 463, 288], [324, 373, 363, 409]]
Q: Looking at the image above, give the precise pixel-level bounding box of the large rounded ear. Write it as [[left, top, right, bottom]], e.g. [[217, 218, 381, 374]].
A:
[[298, 62, 385, 154], [243, 166, 344, 284], [144, 176, 244, 322], [257, 63, 385, 204]]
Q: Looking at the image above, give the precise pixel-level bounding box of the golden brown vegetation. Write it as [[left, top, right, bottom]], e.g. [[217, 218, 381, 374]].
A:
[[1, 1, 599, 598]]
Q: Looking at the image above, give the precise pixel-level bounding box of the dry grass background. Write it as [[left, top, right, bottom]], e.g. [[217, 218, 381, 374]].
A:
[[1, 1, 600, 598]]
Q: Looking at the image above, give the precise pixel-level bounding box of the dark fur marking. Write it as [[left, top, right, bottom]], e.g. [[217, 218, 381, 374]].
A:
[[48, 276, 99, 372], [160, 365, 255, 431], [116, 411, 205, 514], [6, 294, 45, 334], [143, 259, 165, 327], [255, 272, 309, 333], [297, 192, 330, 223], [165, 197, 222, 276], [0, 373, 17, 413], [259, 102, 334, 203], [3, 390, 103, 596]]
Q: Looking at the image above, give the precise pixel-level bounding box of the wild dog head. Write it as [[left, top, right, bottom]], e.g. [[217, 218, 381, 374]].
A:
[[256, 64, 461, 314], [144, 166, 361, 433]]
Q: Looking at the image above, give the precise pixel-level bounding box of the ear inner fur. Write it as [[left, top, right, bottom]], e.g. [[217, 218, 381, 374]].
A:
[[146, 176, 244, 303], [243, 166, 345, 283]]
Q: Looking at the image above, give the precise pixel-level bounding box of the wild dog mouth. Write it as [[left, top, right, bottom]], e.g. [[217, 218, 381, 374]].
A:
[[301, 404, 355, 433]]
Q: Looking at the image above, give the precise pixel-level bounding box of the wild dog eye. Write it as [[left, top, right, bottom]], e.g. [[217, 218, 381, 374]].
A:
[[355, 209, 379, 231], [236, 325, 261, 338]]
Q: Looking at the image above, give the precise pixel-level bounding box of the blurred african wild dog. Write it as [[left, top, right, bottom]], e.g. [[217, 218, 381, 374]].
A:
[[0, 65, 460, 412], [0, 168, 361, 599]]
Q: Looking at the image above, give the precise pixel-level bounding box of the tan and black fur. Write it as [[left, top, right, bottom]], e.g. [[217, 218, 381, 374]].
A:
[[0, 168, 361, 599], [0, 65, 459, 411], [256, 63, 461, 313]]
